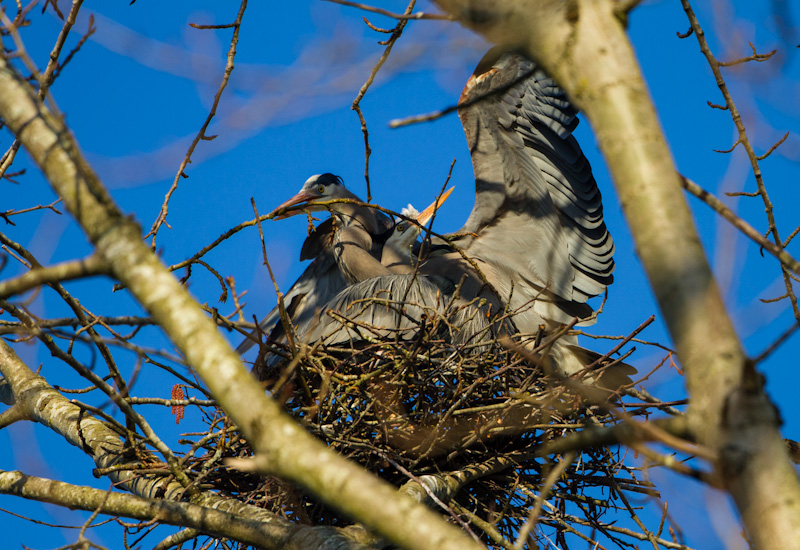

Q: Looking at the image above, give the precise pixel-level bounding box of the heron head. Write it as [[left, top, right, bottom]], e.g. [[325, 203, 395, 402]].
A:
[[270, 173, 347, 218], [385, 187, 455, 250], [409, 186, 454, 228]]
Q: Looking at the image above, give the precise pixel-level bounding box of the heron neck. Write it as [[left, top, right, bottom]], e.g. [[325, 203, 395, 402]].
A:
[[334, 224, 392, 285], [381, 230, 421, 274]]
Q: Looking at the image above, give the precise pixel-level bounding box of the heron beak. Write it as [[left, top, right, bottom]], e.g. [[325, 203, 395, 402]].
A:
[[416, 186, 454, 226], [270, 191, 318, 219]]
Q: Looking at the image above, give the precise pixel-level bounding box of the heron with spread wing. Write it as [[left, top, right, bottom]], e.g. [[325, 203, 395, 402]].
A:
[[440, 49, 629, 386], [244, 50, 634, 388]]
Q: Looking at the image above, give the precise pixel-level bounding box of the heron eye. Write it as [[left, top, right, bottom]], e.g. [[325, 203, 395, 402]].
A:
[[396, 224, 405, 233], [317, 185, 325, 194]]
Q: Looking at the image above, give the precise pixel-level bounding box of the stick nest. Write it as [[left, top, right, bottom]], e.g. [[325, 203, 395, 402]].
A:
[[178, 314, 670, 549]]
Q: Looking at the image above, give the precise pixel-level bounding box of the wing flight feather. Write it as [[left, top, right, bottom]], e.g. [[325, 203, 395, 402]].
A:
[[456, 50, 614, 322]]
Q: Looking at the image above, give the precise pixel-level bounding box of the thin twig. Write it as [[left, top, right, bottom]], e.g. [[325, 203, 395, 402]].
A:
[[514, 453, 575, 550], [389, 66, 537, 129], [146, 0, 248, 244], [351, 0, 417, 202], [681, 0, 800, 324], [753, 322, 800, 364], [324, 0, 451, 21], [681, 175, 800, 277]]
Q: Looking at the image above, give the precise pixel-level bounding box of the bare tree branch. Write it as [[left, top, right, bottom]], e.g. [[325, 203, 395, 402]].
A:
[[324, 0, 452, 20], [679, 0, 800, 324], [146, 0, 248, 245], [0, 470, 294, 549], [0, 254, 108, 299], [0, 43, 485, 550], [681, 175, 800, 277], [351, 0, 418, 201]]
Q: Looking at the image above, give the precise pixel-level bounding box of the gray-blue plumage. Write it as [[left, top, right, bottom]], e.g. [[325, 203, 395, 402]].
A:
[[301, 274, 510, 347], [236, 173, 392, 357], [244, 52, 634, 389], [451, 49, 614, 333]]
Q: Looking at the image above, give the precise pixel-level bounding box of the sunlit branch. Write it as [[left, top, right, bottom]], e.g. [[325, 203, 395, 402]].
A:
[[0, 254, 109, 299], [0, 470, 292, 549]]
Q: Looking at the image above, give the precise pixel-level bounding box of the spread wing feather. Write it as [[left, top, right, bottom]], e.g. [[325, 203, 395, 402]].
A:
[[456, 50, 614, 324], [236, 249, 347, 355]]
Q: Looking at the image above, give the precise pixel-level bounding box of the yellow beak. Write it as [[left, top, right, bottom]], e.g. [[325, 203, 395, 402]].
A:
[[416, 186, 454, 226]]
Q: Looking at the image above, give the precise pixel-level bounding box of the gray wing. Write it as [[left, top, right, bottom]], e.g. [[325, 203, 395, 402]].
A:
[[301, 274, 509, 348], [236, 247, 346, 355], [300, 218, 334, 261], [455, 50, 614, 327], [237, 208, 394, 355]]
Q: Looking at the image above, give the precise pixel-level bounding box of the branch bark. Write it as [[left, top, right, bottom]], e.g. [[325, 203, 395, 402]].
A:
[[0, 253, 109, 299], [0, 470, 294, 549], [0, 53, 482, 550], [431, 0, 800, 547]]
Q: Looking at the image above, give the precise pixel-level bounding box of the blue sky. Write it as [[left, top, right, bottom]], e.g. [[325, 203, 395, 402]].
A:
[[1, 1, 799, 548]]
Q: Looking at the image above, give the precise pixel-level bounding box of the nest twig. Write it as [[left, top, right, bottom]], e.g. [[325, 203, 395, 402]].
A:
[[169, 306, 685, 548]]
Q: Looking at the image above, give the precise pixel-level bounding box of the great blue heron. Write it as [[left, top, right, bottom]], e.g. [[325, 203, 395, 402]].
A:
[[294, 187, 508, 348], [237, 175, 452, 371], [440, 49, 628, 385], [236, 173, 393, 356], [380, 192, 452, 274], [246, 50, 634, 388]]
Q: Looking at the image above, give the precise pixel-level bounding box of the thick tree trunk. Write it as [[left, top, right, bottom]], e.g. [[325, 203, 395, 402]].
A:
[[433, 0, 800, 546]]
